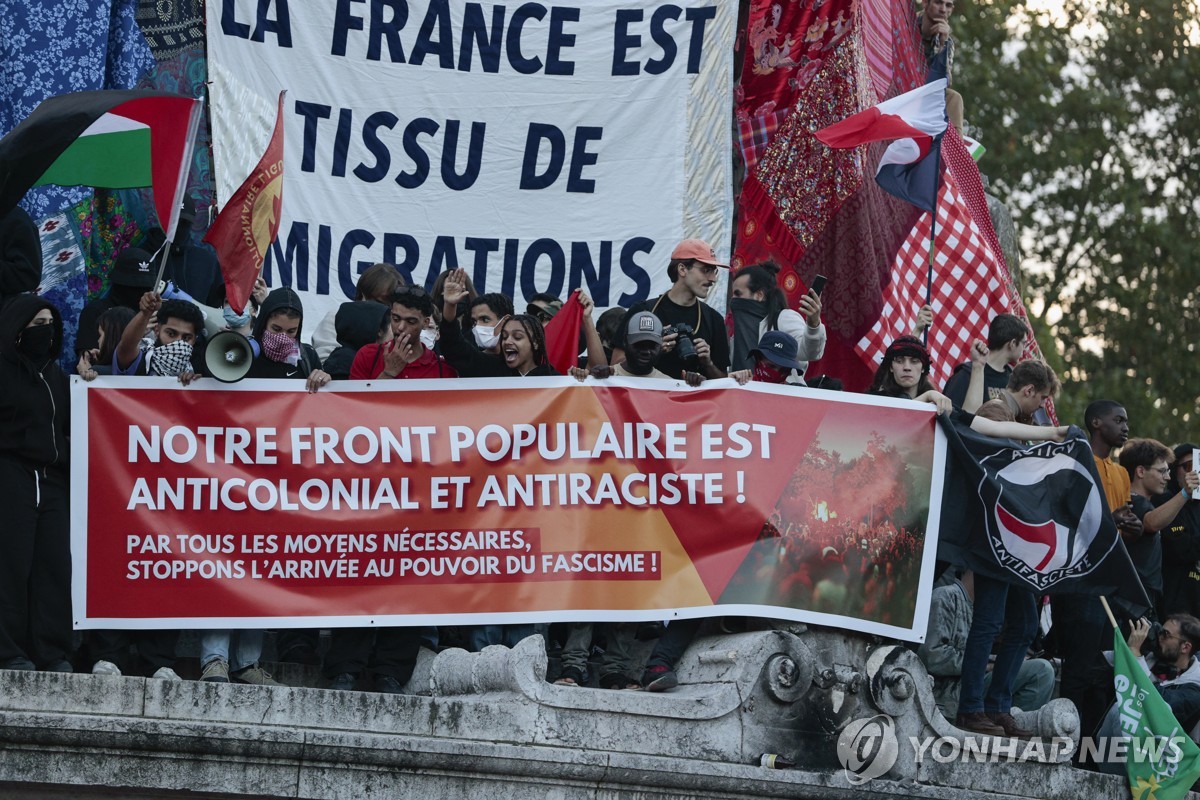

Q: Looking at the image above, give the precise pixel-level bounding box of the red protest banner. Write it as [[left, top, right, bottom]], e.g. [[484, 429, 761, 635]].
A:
[[70, 377, 946, 640]]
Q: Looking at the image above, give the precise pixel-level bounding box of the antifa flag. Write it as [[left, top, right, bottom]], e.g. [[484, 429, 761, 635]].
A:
[[937, 417, 1150, 616]]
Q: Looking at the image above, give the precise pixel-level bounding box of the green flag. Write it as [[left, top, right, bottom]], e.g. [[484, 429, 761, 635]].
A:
[[1112, 629, 1200, 800]]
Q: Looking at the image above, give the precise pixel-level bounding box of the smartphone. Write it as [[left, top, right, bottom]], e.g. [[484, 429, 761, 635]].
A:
[[810, 274, 827, 296]]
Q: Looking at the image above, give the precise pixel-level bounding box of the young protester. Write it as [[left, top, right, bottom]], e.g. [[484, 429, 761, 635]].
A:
[[201, 288, 330, 684], [0, 295, 72, 672], [746, 330, 806, 386], [311, 263, 403, 361], [83, 295, 202, 678], [1160, 445, 1200, 618], [942, 313, 1030, 410], [526, 292, 563, 324], [466, 293, 514, 356], [918, 569, 1055, 720], [611, 239, 731, 380], [76, 306, 135, 380], [350, 287, 457, 380], [866, 336, 953, 413], [76, 247, 157, 355], [431, 267, 478, 333], [728, 262, 824, 380], [951, 363, 1066, 739], [112, 292, 204, 380], [439, 269, 603, 377], [1119, 438, 1200, 616]]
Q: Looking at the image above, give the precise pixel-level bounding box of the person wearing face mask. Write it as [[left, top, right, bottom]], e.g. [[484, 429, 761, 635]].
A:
[[747, 330, 807, 386], [729, 263, 824, 381], [439, 270, 605, 378], [349, 287, 457, 380], [242, 287, 331, 392], [112, 293, 204, 379], [467, 293, 514, 355], [140, 196, 224, 308], [0, 295, 73, 673], [76, 247, 158, 356], [85, 293, 207, 676]]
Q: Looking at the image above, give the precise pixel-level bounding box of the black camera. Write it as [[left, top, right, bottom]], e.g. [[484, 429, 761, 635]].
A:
[[661, 323, 699, 368], [1143, 621, 1163, 655]]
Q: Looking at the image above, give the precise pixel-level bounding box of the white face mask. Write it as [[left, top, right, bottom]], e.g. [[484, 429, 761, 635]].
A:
[[419, 328, 438, 350], [473, 324, 499, 350]]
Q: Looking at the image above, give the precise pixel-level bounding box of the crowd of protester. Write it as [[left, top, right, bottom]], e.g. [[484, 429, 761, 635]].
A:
[[2, 200, 1199, 769]]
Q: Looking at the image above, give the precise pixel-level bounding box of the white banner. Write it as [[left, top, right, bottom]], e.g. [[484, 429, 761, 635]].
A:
[[205, 0, 735, 326]]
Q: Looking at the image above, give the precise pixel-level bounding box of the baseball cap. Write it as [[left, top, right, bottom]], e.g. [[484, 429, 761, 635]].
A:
[[750, 330, 804, 371], [109, 247, 157, 289], [671, 238, 729, 268], [625, 311, 663, 345]]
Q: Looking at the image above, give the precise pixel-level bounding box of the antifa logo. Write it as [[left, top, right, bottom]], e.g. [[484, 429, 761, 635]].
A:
[[978, 441, 1107, 590]]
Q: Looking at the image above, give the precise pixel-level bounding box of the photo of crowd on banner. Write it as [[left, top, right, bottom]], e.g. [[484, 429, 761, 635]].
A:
[[2, 0, 1200, 793], [722, 427, 932, 629]]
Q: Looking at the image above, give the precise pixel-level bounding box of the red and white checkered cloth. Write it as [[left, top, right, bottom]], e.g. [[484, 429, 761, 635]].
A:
[[855, 137, 1010, 389], [737, 109, 789, 176]]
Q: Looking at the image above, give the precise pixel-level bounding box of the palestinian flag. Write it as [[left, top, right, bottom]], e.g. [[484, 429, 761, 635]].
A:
[[0, 90, 203, 240]]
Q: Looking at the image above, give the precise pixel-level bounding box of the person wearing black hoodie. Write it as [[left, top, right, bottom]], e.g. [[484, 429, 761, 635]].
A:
[[244, 287, 329, 390], [322, 300, 390, 380], [76, 247, 157, 356], [0, 294, 72, 672]]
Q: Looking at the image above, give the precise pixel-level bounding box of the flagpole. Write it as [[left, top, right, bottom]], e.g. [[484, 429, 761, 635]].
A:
[[1099, 595, 1119, 629], [152, 238, 172, 295], [925, 203, 936, 346]]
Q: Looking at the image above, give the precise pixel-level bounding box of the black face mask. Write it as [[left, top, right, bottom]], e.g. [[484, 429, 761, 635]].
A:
[[730, 297, 769, 372], [18, 324, 55, 360]]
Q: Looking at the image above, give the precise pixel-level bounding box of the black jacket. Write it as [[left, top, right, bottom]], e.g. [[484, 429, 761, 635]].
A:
[[323, 301, 388, 380], [0, 294, 69, 470]]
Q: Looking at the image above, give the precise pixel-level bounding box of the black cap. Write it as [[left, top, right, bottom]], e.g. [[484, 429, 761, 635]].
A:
[[110, 247, 156, 289]]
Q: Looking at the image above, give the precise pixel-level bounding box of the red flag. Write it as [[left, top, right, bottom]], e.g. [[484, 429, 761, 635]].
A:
[[542, 292, 584, 374], [203, 91, 285, 315]]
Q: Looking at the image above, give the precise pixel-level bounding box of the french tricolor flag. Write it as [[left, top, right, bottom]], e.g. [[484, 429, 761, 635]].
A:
[[815, 78, 948, 213]]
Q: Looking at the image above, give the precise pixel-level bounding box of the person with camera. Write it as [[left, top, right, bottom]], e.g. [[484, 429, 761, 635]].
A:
[[610, 239, 730, 380], [1095, 615, 1200, 774]]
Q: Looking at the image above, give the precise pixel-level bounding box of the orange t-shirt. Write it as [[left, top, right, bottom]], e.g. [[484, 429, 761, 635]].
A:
[[1094, 455, 1131, 512]]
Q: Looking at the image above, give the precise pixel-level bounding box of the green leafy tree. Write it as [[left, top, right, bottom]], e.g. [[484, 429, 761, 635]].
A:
[[954, 0, 1200, 443]]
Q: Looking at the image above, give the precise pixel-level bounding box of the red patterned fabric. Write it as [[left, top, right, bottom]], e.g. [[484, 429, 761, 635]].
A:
[[733, 0, 930, 389], [737, 109, 788, 175]]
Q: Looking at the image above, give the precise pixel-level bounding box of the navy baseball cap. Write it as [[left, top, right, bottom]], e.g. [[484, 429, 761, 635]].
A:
[[750, 330, 803, 371]]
